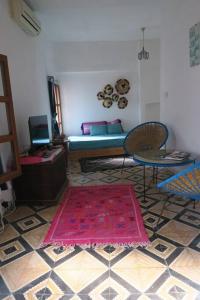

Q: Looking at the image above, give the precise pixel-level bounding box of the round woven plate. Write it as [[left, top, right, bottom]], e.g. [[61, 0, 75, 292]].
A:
[[97, 91, 105, 100], [115, 79, 130, 95], [112, 93, 119, 102], [104, 84, 113, 95], [118, 97, 128, 109], [103, 97, 113, 108]]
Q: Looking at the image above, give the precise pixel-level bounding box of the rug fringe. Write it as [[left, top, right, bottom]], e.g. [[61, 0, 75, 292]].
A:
[[40, 240, 150, 249]]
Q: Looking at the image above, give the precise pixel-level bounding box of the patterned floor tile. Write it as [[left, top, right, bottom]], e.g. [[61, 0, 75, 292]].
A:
[[175, 209, 200, 228], [111, 249, 167, 269], [0, 237, 32, 267], [168, 248, 200, 288], [22, 224, 49, 249], [99, 176, 119, 184], [88, 277, 132, 300], [146, 189, 167, 201], [15, 216, 44, 233], [52, 268, 107, 294], [1, 252, 51, 292], [157, 220, 199, 246], [1, 160, 200, 299], [111, 249, 168, 292], [0, 225, 19, 244], [0, 275, 11, 297], [37, 206, 58, 222], [4, 206, 35, 223], [111, 266, 167, 293], [84, 172, 109, 180], [167, 196, 189, 208], [1, 296, 15, 300], [42, 278, 66, 297], [154, 275, 199, 299], [144, 237, 178, 261], [145, 229, 154, 239], [143, 212, 166, 230], [169, 248, 200, 268], [149, 202, 184, 219], [186, 201, 200, 212], [112, 169, 139, 179], [18, 278, 51, 299], [54, 250, 108, 270], [41, 245, 76, 264], [0, 240, 27, 263], [52, 251, 108, 294]]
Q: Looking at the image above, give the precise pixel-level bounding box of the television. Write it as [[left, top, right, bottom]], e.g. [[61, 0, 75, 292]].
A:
[[28, 115, 50, 150]]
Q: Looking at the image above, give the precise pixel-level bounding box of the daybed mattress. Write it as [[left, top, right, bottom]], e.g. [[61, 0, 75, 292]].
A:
[[68, 133, 127, 151]]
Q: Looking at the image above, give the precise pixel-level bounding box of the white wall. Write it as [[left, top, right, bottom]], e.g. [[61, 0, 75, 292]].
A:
[[53, 40, 160, 135], [53, 41, 139, 73], [59, 71, 138, 135], [140, 39, 160, 122], [160, 0, 200, 154], [0, 0, 51, 151]]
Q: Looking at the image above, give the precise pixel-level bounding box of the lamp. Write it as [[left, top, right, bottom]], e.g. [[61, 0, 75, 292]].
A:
[[138, 27, 149, 60]]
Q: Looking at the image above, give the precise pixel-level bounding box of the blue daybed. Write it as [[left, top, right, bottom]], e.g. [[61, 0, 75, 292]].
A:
[[68, 120, 127, 159]]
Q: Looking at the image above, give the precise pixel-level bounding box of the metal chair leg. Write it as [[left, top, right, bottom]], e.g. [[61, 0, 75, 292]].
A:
[[121, 155, 126, 174], [154, 193, 170, 231], [143, 165, 146, 200], [193, 199, 196, 209], [152, 167, 155, 183], [155, 167, 158, 184]]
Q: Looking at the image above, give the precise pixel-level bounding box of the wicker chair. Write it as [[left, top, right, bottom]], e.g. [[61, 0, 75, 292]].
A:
[[122, 121, 168, 171], [158, 162, 199, 199], [156, 162, 198, 227]]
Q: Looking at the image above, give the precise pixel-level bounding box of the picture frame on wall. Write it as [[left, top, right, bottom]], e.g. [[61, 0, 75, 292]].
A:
[[190, 22, 200, 67]]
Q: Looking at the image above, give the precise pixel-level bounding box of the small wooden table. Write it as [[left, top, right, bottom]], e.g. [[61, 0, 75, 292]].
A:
[[133, 149, 195, 199]]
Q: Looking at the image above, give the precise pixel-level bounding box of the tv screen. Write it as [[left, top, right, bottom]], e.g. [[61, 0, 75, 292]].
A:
[[28, 115, 50, 148]]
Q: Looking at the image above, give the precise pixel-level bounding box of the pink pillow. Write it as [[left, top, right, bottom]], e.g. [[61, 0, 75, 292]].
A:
[[81, 121, 107, 135], [107, 119, 121, 125]]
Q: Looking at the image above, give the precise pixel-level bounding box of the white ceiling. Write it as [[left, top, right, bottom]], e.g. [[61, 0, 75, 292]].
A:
[[27, 0, 161, 42]]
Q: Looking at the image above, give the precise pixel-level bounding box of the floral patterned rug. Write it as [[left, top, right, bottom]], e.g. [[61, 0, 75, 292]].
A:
[[43, 185, 149, 248]]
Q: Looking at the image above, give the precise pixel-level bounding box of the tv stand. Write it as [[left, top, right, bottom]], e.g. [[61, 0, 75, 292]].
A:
[[13, 148, 67, 205]]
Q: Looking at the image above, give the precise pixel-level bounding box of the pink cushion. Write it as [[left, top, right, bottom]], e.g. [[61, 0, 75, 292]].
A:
[[81, 121, 107, 135], [107, 119, 121, 125]]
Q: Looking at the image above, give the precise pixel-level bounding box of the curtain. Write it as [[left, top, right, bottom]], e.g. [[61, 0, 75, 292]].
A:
[[47, 76, 60, 138], [54, 84, 63, 135]]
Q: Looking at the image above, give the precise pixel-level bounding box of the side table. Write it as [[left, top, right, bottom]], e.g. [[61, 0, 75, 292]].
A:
[[133, 149, 195, 200]]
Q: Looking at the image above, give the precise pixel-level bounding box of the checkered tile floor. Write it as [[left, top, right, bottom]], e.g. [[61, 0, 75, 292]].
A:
[[1, 159, 200, 299]]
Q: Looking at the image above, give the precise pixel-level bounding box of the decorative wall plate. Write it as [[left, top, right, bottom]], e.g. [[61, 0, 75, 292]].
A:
[[104, 84, 113, 95], [112, 93, 119, 102], [118, 97, 128, 109], [103, 97, 113, 108], [115, 79, 130, 95], [97, 91, 105, 100]]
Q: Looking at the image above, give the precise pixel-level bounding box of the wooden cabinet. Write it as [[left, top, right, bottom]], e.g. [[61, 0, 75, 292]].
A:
[[13, 148, 67, 205], [52, 138, 68, 167]]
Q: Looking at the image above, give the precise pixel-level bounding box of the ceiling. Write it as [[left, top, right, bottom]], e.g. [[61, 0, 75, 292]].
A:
[[27, 0, 161, 42]]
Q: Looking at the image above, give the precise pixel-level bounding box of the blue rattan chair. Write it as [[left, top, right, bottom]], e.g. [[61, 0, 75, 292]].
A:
[[156, 161, 198, 227], [158, 162, 199, 200]]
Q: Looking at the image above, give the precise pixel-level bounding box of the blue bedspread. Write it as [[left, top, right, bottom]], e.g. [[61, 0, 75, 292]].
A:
[[68, 133, 127, 151]]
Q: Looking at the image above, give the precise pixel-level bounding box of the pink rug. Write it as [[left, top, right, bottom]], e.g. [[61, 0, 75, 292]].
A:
[[43, 185, 149, 248]]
